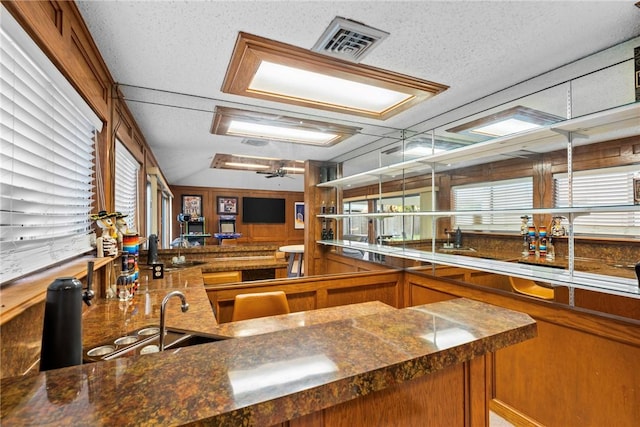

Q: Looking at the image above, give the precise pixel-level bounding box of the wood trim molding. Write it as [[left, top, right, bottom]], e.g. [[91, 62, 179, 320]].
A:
[[221, 32, 448, 120]]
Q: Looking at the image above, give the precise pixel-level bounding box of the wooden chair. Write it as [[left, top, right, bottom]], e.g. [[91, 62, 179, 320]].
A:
[[231, 291, 290, 321], [509, 276, 555, 300]]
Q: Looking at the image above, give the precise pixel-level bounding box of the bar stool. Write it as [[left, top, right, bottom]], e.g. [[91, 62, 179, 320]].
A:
[[279, 244, 304, 277], [231, 291, 290, 321]]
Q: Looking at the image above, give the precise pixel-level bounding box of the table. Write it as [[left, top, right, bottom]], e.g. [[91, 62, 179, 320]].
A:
[[279, 244, 304, 277]]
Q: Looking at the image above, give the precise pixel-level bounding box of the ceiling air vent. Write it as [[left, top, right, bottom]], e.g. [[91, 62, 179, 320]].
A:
[[311, 17, 389, 63]]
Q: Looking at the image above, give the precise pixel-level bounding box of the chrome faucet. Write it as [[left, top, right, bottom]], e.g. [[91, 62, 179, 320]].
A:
[[159, 290, 189, 351]]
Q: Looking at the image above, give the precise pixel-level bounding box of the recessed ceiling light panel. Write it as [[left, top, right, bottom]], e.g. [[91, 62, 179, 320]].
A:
[[221, 32, 448, 120], [446, 105, 565, 138], [211, 153, 306, 174], [250, 61, 409, 113], [211, 106, 361, 147]]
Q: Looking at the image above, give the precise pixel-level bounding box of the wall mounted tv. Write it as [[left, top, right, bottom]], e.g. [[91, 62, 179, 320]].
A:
[[242, 197, 286, 224]]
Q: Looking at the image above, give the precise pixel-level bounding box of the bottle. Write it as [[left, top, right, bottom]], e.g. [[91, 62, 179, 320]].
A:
[[528, 225, 537, 256], [538, 226, 547, 257], [454, 227, 462, 248]]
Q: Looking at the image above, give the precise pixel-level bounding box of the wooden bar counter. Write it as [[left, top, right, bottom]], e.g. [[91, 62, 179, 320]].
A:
[[1, 296, 536, 426]]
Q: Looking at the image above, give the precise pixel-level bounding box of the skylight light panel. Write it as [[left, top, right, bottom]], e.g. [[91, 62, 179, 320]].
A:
[[250, 62, 412, 114]]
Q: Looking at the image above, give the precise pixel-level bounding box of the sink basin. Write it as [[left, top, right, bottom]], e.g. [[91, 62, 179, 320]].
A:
[[83, 326, 227, 362]]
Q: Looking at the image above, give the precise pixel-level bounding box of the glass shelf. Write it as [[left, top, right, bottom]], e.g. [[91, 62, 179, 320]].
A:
[[318, 204, 640, 219], [317, 103, 639, 189], [317, 239, 639, 298]]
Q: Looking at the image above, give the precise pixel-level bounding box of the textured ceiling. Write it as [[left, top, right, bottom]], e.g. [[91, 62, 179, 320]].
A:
[[75, 1, 640, 192]]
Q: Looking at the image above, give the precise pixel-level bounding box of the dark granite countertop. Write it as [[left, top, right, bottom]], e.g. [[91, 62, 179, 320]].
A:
[[1, 298, 536, 426], [82, 267, 215, 349], [209, 300, 397, 338]]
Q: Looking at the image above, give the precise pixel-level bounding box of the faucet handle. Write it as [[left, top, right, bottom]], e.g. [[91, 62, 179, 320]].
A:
[[83, 261, 95, 306]]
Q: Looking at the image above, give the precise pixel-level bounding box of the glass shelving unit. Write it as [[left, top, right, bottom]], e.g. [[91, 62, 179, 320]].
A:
[[316, 101, 640, 299]]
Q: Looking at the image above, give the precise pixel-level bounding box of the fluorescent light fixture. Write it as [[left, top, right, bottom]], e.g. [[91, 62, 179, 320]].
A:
[[470, 118, 542, 137], [383, 136, 468, 156], [225, 162, 270, 169], [250, 61, 410, 114], [446, 105, 564, 138], [227, 119, 337, 145], [211, 153, 305, 174], [282, 166, 305, 173], [211, 106, 360, 147], [222, 32, 448, 120]]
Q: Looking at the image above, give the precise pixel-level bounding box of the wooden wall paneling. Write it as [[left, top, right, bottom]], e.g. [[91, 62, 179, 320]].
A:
[[325, 281, 400, 308], [467, 355, 490, 427], [2, 1, 112, 120], [547, 135, 640, 173], [554, 286, 640, 321], [170, 185, 304, 246], [304, 160, 330, 277], [495, 319, 640, 427], [206, 270, 402, 323], [409, 282, 457, 306], [404, 271, 640, 427], [290, 362, 470, 427], [324, 252, 391, 274]]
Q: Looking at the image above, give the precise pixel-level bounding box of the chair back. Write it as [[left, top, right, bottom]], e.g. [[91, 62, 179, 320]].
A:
[[232, 291, 290, 321], [509, 276, 554, 300]]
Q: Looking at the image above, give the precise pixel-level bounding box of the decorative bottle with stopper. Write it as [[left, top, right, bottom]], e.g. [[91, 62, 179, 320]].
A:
[[520, 215, 530, 256]]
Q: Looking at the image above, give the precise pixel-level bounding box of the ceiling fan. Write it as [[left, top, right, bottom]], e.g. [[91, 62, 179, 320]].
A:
[[257, 168, 291, 178]]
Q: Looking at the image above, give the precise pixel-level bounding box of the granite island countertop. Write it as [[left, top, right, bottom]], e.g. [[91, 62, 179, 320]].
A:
[[1, 298, 536, 426]]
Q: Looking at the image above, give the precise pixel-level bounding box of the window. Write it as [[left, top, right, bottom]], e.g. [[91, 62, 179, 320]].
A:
[[452, 178, 533, 232], [343, 200, 369, 240], [554, 165, 640, 235], [0, 9, 102, 284], [114, 140, 140, 232], [161, 192, 172, 248]]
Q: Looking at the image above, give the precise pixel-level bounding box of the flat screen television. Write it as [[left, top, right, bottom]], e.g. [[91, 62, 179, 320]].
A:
[[242, 197, 286, 223]]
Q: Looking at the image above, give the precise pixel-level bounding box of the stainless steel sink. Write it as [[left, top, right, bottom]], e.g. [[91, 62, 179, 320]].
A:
[[83, 326, 227, 362]]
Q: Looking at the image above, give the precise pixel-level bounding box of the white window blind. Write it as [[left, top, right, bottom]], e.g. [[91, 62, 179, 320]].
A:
[[554, 166, 640, 235], [114, 140, 139, 232], [0, 9, 101, 284], [452, 177, 533, 232]]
